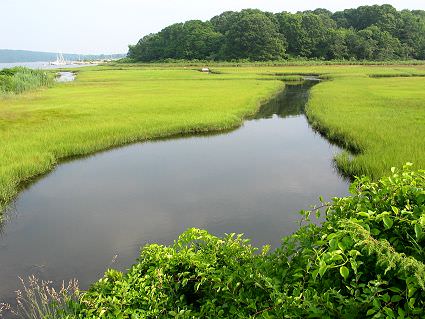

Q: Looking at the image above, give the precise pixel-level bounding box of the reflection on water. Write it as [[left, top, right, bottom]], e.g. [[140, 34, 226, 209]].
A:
[[0, 81, 349, 304], [254, 81, 317, 119]]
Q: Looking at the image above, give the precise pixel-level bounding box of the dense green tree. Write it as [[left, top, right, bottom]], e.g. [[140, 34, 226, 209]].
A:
[[325, 29, 350, 60], [275, 13, 306, 57], [346, 25, 403, 60], [210, 11, 239, 34], [313, 8, 333, 17], [276, 13, 333, 58], [223, 12, 286, 61], [412, 10, 425, 20], [397, 10, 425, 59], [128, 5, 425, 62], [129, 21, 222, 61], [301, 13, 333, 58], [177, 21, 223, 60], [333, 4, 401, 34], [128, 34, 163, 61]]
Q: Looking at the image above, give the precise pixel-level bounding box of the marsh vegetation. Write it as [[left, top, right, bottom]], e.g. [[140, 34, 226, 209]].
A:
[[0, 67, 52, 95], [1, 64, 425, 214]]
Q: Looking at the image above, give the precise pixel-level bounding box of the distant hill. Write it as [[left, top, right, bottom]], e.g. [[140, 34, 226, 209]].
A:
[[0, 49, 125, 63]]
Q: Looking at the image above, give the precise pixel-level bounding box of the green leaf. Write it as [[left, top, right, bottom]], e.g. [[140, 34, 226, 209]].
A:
[[383, 307, 394, 317], [318, 261, 327, 277], [339, 266, 349, 280], [414, 224, 423, 239], [371, 228, 381, 236], [408, 297, 416, 308], [366, 309, 376, 316], [383, 216, 393, 229], [357, 212, 370, 218], [329, 238, 338, 250], [416, 193, 425, 205], [388, 287, 402, 293]]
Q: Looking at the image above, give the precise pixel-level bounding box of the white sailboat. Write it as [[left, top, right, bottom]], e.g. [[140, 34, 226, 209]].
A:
[[50, 52, 67, 66]]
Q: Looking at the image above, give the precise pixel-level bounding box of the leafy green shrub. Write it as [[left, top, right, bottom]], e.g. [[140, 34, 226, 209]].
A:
[[270, 162, 425, 318], [76, 230, 274, 318], [27, 164, 425, 318]]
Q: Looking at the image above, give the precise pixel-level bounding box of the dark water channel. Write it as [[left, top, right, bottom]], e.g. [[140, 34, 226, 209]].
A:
[[0, 81, 349, 303]]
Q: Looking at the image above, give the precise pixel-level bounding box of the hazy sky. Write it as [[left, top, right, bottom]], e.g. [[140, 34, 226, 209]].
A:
[[1, 0, 424, 54]]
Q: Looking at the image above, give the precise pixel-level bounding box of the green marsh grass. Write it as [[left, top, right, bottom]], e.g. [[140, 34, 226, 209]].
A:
[[306, 71, 425, 178]]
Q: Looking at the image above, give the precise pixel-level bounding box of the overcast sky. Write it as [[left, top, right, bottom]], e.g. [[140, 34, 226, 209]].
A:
[[1, 0, 424, 54]]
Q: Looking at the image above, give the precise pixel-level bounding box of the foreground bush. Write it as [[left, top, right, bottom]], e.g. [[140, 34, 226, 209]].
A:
[[0, 67, 52, 95], [65, 164, 424, 318], [269, 163, 425, 318]]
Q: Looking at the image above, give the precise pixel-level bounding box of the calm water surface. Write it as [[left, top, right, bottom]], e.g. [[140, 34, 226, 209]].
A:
[[0, 81, 349, 303]]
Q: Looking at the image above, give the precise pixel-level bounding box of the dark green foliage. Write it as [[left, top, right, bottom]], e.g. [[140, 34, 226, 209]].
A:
[[210, 11, 239, 34], [72, 164, 425, 318], [128, 20, 222, 61], [222, 12, 286, 61], [129, 5, 425, 62], [332, 5, 400, 33], [346, 26, 405, 60]]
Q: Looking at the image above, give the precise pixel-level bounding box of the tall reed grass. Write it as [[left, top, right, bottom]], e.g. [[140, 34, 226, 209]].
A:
[[0, 67, 53, 95], [0, 276, 79, 319]]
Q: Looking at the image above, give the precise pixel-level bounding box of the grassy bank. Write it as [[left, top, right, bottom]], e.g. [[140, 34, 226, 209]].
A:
[[0, 67, 283, 215], [305, 70, 425, 179]]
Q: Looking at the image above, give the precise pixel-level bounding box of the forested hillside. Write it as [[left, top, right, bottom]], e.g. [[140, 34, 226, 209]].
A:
[[128, 5, 425, 61]]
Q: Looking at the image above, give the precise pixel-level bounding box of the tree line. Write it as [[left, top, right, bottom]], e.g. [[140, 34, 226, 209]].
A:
[[128, 5, 425, 61]]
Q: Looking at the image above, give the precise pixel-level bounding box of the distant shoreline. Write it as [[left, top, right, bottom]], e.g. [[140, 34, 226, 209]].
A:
[[0, 61, 97, 70], [0, 49, 125, 64]]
